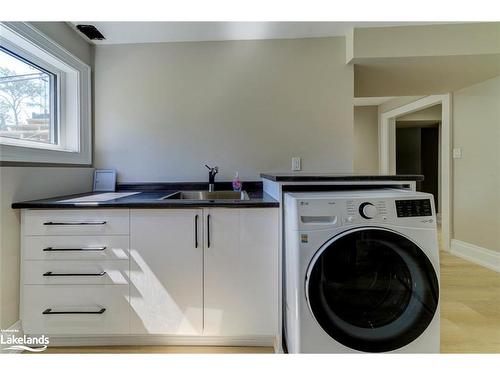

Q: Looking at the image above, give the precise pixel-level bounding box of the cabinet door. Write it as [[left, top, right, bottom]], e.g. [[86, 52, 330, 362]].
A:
[[130, 209, 203, 335], [203, 208, 278, 336]]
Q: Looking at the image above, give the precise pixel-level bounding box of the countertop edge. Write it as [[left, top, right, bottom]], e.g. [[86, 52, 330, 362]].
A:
[[12, 201, 279, 209], [260, 174, 425, 182]]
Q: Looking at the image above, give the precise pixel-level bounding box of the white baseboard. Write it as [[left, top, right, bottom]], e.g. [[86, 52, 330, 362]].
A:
[[451, 239, 500, 272], [44, 335, 276, 348], [1, 320, 24, 354]]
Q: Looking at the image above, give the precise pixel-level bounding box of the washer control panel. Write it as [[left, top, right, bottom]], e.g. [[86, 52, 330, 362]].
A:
[[395, 199, 433, 217], [285, 190, 436, 231]]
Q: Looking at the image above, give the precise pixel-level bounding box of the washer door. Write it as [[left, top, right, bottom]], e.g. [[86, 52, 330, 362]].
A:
[[306, 228, 439, 352]]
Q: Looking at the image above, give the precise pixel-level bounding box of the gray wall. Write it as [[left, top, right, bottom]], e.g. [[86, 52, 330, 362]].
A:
[[94, 37, 354, 182], [353, 106, 379, 173], [377, 80, 499, 253], [0, 22, 94, 329], [453, 75, 500, 251], [397, 104, 442, 122], [30, 22, 94, 64]]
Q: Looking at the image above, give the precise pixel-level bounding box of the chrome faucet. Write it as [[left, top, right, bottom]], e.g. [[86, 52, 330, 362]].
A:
[[205, 165, 219, 192]]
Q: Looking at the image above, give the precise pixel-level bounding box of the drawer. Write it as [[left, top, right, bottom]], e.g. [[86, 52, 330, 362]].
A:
[[23, 236, 129, 260], [23, 209, 129, 236], [24, 260, 129, 285], [22, 285, 129, 335]]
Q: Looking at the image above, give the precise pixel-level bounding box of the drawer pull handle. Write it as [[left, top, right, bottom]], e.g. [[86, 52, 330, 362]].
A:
[[43, 271, 107, 277], [194, 214, 199, 248], [207, 214, 211, 248], [43, 221, 107, 226], [43, 247, 107, 252], [42, 308, 106, 315]]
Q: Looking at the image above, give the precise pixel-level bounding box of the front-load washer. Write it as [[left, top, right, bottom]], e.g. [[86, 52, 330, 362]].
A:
[[284, 189, 440, 353]]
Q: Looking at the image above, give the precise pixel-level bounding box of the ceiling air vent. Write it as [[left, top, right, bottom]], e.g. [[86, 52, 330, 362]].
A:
[[76, 24, 105, 40]]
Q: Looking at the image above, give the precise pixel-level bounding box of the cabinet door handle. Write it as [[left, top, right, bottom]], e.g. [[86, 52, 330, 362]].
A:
[[43, 246, 107, 252], [207, 214, 211, 248], [194, 214, 199, 248], [43, 271, 107, 277], [43, 221, 107, 226], [42, 308, 106, 315]]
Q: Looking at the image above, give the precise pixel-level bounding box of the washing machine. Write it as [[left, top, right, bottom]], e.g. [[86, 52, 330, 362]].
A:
[[284, 189, 440, 353]]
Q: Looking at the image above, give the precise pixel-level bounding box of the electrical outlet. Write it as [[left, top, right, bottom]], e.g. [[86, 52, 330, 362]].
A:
[[453, 148, 462, 159], [292, 157, 301, 171]]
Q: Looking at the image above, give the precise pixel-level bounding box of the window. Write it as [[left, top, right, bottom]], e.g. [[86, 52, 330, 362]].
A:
[[0, 47, 57, 145], [0, 22, 91, 164]]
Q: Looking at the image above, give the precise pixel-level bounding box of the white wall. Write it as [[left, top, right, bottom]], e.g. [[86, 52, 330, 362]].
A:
[[0, 22, 94, 329], [94, 37, 354, 182], [353, 106, 378, 173], [453, 76, 500, 252]]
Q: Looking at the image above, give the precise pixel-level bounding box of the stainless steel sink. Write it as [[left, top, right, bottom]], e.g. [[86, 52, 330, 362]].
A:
[[159, 190, 249, 201]]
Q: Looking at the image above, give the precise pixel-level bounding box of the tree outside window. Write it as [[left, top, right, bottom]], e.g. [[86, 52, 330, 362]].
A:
[[0, 49, 53, 144]]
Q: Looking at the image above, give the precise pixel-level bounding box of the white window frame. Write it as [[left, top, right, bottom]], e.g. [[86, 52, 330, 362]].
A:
[[0, 22, 91, 165]]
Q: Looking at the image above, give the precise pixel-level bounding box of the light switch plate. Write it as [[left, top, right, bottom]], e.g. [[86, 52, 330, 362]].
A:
[[453, 148, 462, 159], [292, 157, 301, 171]]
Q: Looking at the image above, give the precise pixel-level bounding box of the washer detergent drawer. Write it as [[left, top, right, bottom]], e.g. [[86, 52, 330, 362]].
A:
[[24, 260, 129, 285], [22, 285, 130, 335], [23, 236, 129, 261], [23, 210, 129, 236]]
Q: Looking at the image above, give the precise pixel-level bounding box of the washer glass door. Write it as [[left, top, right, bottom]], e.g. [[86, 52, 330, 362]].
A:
[[306, 228, 439, 352]]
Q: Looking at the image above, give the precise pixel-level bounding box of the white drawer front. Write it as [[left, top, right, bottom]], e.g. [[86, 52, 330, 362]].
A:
[[24, 260, 129, 285], [22, 285, 129, 335], [23, 209, 129, 236], [23, 236, 129, 260]]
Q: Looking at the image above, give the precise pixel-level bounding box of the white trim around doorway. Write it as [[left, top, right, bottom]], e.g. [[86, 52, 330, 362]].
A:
[[379, 94, 452, 251]]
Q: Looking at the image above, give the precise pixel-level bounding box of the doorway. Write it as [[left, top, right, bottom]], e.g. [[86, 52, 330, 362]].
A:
[[379, 95, 451, 251], [395, 105, 441, 218]]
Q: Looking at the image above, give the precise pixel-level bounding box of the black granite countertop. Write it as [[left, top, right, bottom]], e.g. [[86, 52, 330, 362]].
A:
[[260, 173, 424, 182], [11, 182, 279, 209]]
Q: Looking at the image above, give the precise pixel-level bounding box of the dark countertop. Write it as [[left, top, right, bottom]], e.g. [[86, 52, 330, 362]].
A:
[[12, 186, 279, 209], [260, 173, 424, 182]]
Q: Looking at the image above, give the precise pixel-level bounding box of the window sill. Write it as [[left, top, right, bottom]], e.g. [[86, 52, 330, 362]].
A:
[[0, 142, 92, 165]]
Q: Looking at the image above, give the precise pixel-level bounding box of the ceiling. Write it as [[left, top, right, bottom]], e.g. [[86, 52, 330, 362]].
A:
[[69, 22, 442, 45], [354, 54, 500, 97]]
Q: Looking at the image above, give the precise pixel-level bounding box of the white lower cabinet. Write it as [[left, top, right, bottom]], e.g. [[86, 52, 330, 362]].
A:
[[203, 208, 278, 336], [21, 207, 278, 342], [23, 285, 129, 335], [129, 209, 203, 335]]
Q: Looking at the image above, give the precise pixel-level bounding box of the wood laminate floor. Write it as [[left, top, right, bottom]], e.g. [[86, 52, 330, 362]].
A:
[[440, 249, 500, 353], [35, 239, 500, 354]]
